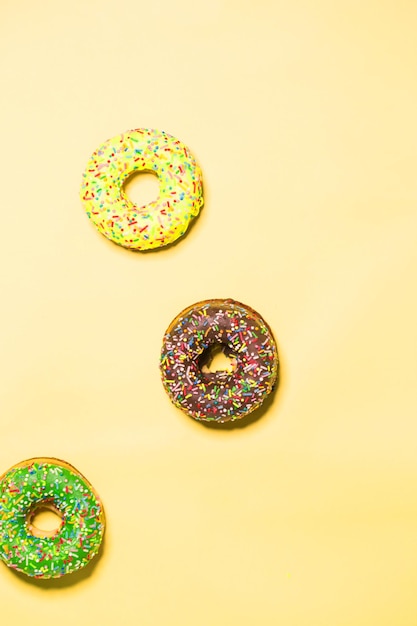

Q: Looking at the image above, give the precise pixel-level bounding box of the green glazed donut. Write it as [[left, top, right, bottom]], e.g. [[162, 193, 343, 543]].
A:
[[0, 458, 105, 579]]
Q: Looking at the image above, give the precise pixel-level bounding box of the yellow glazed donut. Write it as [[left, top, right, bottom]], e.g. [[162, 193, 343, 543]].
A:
[[80, 128, 204, 250]]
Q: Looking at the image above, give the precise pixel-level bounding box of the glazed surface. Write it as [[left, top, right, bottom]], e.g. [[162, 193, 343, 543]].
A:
[[80, 128, 203, 250], [160, 299, 278, 422], [0, 459, 105, 578]]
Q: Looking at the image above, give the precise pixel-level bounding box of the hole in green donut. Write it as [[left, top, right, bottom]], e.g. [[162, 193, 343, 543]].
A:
[[123, 171, 160, 208], [199, 343, 237, 374], [27, 501, 64, 538]]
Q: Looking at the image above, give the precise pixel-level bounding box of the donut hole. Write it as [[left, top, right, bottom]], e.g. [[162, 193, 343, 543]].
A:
[[123, 171, 160, 208], [199, 343, 237, 374], [27, 501, 64, 538]]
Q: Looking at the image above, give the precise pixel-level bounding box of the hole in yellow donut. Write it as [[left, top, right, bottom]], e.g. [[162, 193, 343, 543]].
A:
[[123, 171, 160, 208], [27, 501, 64, 538], [199, 344, 237, 374]]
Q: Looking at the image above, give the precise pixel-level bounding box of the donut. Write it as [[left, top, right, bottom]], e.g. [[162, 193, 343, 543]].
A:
[[80, 128, 204, 250], [0, 458, 105, 579], [160, 299, 279, 423]]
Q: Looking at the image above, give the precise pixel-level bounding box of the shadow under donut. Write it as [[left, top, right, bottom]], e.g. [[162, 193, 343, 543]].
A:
[[133, 191, 206, 255], [6, 534, 106, 590], [93, 176, 207, 256], [200, 364, 282, 431]]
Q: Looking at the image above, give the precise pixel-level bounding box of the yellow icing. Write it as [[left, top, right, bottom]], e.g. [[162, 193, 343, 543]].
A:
[[80, 128, 203, 250]]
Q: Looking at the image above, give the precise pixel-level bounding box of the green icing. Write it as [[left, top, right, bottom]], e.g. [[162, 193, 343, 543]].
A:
[[0, 460, 104, 578]]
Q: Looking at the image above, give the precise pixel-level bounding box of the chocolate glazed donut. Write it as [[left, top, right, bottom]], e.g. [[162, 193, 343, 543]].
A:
[[160, 299, 279, 423]]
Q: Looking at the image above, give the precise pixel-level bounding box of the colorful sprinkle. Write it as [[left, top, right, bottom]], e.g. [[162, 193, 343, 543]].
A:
[[80, 128, 203, 250], [0, 458, 105, 579], [160, 299, 279, 423]]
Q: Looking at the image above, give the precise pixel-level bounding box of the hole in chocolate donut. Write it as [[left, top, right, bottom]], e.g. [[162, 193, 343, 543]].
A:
[[199, 343, 237, 374], [27, 501, 64, 538], [123, 171, 160, 208]]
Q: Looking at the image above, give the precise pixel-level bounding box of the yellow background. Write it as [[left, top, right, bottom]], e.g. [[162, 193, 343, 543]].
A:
[[1, 1, 416, 624]]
